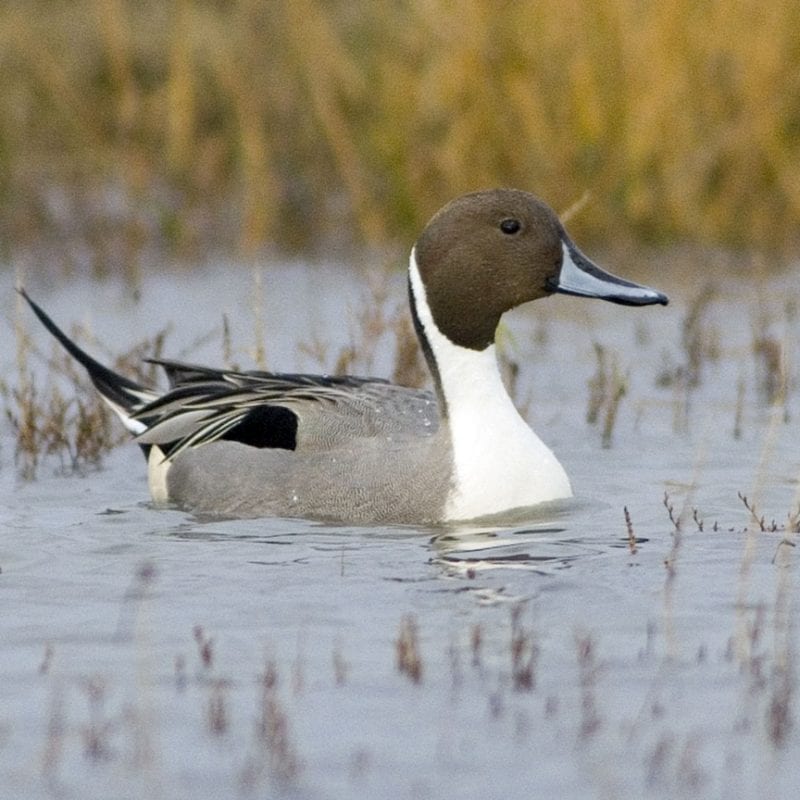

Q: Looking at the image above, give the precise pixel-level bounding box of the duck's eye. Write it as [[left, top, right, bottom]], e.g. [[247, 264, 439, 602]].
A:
[[500, 218, 521, 235]]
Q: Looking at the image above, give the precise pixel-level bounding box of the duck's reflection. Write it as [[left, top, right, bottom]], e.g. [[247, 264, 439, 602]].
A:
[[430, 501, 647, 575]]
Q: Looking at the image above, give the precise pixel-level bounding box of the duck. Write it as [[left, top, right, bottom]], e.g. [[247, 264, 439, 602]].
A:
[[21, 189, 667, 524]]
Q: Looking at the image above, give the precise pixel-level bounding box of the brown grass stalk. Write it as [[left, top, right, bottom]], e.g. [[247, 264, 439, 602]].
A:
[[2, 1, 798, 269]]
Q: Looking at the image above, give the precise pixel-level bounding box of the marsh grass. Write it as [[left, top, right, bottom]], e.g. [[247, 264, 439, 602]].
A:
[[623, 506, 637, 555], [2, 0, 798, 275], [297, 267, 428, 387], [656, 285, 719, 391], [4, 268, 428, 478], [575, 632, 602, 739], [207, 679, 229, 736], [662, 490, 800, 538], [655, 284, 722, 437], [4, 347, 118, 480], [396, 614, 423, 684], [653, 274, 796, 443], [3, 308, 168, 479], [510, 604, 537, 692], [660, 472, 797, 751], [25, 560, 799, 793], [586, 343, 628, 448], [753, 330, 790, 414]]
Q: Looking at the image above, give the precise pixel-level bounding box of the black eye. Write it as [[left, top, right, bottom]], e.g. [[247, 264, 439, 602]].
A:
[[500, 218, 521, 235]]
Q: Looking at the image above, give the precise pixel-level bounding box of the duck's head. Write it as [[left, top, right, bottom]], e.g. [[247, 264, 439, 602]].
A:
[[412, 188, 668, 351]]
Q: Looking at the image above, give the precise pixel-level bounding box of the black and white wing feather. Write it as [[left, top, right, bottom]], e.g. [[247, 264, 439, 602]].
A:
[[19, 290, 438, 462], [134, 361, 436, 458]]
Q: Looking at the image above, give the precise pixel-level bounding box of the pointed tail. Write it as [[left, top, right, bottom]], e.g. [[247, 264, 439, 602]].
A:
[[18, 288, 154, 432]]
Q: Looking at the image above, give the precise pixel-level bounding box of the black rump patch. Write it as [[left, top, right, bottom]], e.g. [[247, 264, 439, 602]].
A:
[[222, 405, 298, 451]]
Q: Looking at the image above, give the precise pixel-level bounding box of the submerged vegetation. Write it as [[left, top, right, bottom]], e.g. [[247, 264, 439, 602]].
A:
[[1, 0, 798, 274]]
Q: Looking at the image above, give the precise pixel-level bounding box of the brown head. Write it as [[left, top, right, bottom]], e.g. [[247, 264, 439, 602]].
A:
[[412, 189, 667, 351]]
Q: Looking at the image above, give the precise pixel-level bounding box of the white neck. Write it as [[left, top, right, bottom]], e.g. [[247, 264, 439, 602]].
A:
[[409, 250, 572, 520]]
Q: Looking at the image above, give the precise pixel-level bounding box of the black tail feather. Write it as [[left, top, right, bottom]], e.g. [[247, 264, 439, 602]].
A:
[[18, 287, 150, 413]]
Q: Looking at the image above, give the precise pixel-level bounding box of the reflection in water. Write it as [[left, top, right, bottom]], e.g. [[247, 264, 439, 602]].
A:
[[431, 519, 648, 576], [432, 524, 577, 575], [157, 507, 649, 578]]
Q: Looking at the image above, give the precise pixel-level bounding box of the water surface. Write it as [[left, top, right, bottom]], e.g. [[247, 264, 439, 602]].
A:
[[2, 262, 799, 799]]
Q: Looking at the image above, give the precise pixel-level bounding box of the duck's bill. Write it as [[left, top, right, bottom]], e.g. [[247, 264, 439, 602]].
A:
[[549, 241, 668, 306]]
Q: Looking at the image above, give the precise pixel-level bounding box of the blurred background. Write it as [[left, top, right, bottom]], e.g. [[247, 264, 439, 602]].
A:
[[1, 0, 798, 278]]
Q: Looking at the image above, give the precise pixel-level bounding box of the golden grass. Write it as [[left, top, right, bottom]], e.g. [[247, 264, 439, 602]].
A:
[[1, 0, 798, 272], [3, 303, 168, 479]]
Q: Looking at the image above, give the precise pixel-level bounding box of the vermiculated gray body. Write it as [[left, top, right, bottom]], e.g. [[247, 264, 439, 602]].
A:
[[167, 428, 453, 523]]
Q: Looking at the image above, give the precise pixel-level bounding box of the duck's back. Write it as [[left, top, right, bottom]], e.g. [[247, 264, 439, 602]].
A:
[[293, 381, 439, 448]]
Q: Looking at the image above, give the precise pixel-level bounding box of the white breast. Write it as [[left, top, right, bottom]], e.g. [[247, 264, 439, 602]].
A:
[[441, 344, 571, 519], [408, 252, 572, 520]]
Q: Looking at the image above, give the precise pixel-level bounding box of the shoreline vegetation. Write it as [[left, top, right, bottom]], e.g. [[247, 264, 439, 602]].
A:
[[1, 0, 798, 278]]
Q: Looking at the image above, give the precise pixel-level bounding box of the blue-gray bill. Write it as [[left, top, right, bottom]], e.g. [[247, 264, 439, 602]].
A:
[[549, 240, 669, 307]]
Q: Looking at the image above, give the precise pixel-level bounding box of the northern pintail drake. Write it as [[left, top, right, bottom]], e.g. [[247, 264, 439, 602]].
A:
[[22, 189, 667, 524]]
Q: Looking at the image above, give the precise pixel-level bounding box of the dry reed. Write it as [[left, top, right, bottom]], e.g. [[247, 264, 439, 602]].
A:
[[4, 308, 168, 479], [1, 0, 798, 275]]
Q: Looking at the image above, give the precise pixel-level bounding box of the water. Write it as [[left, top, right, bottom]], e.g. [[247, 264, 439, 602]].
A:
[[2, 261, 799, 799]]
